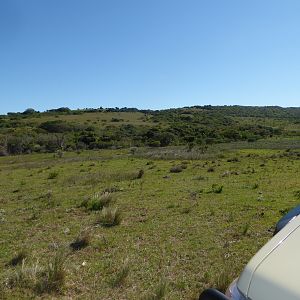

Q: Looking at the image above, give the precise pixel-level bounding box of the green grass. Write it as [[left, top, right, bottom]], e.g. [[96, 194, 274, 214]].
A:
[[1, 147, 300, 299]]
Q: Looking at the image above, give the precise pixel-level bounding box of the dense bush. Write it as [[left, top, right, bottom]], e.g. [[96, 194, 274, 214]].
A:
[[39, 120, 74, 133]]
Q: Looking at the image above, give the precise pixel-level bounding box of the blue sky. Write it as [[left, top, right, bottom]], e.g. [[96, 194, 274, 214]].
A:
[[1, 0, 300, 114]]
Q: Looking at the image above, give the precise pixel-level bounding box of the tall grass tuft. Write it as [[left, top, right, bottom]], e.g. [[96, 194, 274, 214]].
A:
[[7, 259, 41, 290], [89, 192, 113, 211], [144, 280, 167, 300], [110, 258, 130, 288], [215, 268, 232, 293], [7, 249, 66, 294], [241, 222, 250, 236], [35, 249, 66, 294], [96, 207, 122, 227]]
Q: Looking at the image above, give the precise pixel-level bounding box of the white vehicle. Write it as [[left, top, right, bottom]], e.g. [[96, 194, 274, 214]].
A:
[[199, 205, 300, 300]]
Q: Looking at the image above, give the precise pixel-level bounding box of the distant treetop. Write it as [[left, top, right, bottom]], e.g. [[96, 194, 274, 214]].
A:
[[23, 108, 37, 115], [47, 107, 71, 113]]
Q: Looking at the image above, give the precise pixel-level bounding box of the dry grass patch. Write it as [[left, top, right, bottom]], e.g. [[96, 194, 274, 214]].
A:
[[7, 249, 66, 295]]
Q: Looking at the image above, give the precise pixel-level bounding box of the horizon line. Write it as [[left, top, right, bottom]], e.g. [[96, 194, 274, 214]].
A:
[[2, 104, 300, 115]]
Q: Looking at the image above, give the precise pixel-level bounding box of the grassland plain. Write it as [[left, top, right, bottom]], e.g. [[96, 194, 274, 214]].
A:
[[1, 146, 300, 299]]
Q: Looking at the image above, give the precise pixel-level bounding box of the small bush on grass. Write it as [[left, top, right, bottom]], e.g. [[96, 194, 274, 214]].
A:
[[227, 157, 239, 162], [294, 190, 300, 199], [170, 165, 183, 173], [96, 207, 122, 227], [207, 167, 215, 172], [7, 251, 27, 267], [211, 184, 223, 194], [136, 169, 145, 179], [48, 171, 59, 180], [70, 232, 90, 251]]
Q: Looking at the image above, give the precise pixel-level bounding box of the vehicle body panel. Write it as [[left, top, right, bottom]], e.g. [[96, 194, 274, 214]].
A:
[[237, 215, 300, 299]]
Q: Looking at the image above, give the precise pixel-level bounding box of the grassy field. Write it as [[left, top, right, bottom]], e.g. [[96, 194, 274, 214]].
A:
[[1, 146, 300, 299]]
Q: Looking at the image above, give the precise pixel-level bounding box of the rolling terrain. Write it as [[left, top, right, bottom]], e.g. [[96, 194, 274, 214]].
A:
[[1, 106, 300, 299]]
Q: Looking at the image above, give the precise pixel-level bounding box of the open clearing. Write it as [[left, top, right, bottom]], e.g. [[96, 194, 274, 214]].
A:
[[1, 147, 300, 299]]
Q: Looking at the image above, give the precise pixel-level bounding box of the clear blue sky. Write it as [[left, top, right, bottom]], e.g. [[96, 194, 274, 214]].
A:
[[1, 0, 300, 114]]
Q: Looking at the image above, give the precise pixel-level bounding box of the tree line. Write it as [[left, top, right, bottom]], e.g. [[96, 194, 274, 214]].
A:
[[0, 105, 298, 156]]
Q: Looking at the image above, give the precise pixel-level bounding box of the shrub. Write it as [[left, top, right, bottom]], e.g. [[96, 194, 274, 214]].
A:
[[70, 232, 90, 251], [7, 251, 27, 267], [211, 184, 223, 194], [227, 157, 239, 162], [207, 167, 215, 172], [39, 120, 73, 133], [96, 207, 122, 227], [170, 165, 183, 173], [294, 190, 300, 199], [180, 163, 188, 169], [136, 169, 144, 179], [48, 171, 59, 180]]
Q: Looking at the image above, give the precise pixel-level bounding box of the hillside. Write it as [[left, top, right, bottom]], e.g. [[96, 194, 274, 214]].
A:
[[1, 105, 300, 299], [0, 106, 300, 156]]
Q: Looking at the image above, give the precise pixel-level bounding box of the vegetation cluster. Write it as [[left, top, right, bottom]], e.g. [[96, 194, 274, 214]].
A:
[[1, 105, 299, 156]]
